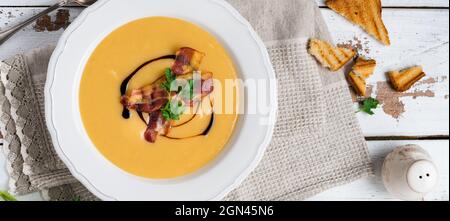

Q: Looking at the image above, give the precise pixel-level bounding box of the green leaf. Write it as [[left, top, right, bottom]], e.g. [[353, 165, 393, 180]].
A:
[[161, 102, 171, 120], [165, 68, 175, 82], [0, 191, 18, 201], [359, 97, 380, 115], [161, 100, 185, 121], [161, 82, 170, 92], [162, 108, 171, 120], [161, 68, 176, 92], [160, 67, 192, 121], [188, 79, 194, 99]]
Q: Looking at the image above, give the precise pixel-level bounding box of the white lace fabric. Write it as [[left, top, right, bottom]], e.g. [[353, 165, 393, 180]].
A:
[[0, 49, 97, 201], [0, 0, 372, 201]]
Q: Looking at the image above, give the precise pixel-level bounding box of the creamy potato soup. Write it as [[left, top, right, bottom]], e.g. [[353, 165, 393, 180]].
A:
[[79, 17, 238, 178]]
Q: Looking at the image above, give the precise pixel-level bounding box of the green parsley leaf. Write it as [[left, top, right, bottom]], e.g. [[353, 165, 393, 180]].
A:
[[161, 82, 170, 91], [160, 67, 193, 121], [188, 79, 194, 99], [161, 68, 176, 92], [161, 102, 171, 120], [161, 100, 185, 121], [162, 108, 171, 120], [359, 97, 380, 115], [0, 191, 18, 201], [165, 68, 175, 82]]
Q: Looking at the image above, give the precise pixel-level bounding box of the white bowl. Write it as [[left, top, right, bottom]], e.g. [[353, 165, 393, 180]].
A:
[[45, 0, 277, 201]]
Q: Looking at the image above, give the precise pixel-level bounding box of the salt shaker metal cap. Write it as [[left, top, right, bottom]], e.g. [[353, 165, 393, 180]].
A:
[[382, 144, 439, 201]]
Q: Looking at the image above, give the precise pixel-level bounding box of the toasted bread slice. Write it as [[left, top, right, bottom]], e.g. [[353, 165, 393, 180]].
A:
[[326, 0, 390, 46], [348, 71, 367, 96], [353, 57, 377, 78], [347, 57, 376, 96], [308, 38, 356, 71], [388, 66, 426, 92]]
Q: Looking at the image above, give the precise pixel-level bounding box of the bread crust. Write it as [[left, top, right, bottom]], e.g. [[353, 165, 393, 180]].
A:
[[326, 0, 391, 46], [308, 38, 356, 71], [348, 57, 377, 96], [388, 66, 426, 92]]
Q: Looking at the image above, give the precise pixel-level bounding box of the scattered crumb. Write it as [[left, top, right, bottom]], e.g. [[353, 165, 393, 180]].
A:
[[416, 77, 437, 86], [374, 74, 444, 119], [33, 9, 71, 32], [376, 82, 435, 119], [337, 37, 371, 55]]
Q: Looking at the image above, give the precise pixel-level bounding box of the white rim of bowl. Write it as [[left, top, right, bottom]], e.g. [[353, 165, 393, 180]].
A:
[[45, 0, 277, 201]]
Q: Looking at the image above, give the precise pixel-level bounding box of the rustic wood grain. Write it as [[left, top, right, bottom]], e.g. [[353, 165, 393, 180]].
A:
[[0, 2, 448, 201], [323, 8, 449, 137], [0, 0, 448, 8], [309, 140, 449, 201]]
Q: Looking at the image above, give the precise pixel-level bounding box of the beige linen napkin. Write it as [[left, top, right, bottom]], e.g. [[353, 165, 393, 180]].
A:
[[0, 0, 372, 201]]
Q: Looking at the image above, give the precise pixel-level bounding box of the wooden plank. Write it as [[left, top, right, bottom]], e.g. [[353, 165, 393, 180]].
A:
[[0, 8, 81, 61], [0, 0, 80, 7], [1, 140, 448, 201], [318, 0, 450, 8], [321, 8, 449, 137], [0, 0, 448, 7], [1, 7, 448, 137], [309, 140, 449, 201]]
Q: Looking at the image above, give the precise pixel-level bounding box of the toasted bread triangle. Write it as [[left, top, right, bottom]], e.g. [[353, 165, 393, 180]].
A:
[[326, 0, 390, 46], [353, 57, 377, 78], [347, 57, 377, 96], [348, 71, 367, 96], [388, 66, 426, 92], [308, 38, 356, 71]]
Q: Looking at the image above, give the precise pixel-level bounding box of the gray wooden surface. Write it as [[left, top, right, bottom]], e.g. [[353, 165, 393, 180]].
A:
[[0, 0, 448, 201]]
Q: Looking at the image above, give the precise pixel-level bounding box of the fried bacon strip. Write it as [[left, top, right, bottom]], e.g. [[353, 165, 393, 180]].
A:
[[171, 47, 205, 75], [144, 111, 171, 143], [121, 84, 169, 114], [176, 71, 214, 106], [141, 72, 214, 143], [121, 71, 214, 112]]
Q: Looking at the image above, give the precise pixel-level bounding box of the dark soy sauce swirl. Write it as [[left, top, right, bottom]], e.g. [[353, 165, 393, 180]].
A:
[[120, 55, 176, 119], [201, 113, 214, 135], [120, 54, 214, 138]]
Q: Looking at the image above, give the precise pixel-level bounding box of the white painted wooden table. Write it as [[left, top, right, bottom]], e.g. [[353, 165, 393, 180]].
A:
[[0, 0, 448, 201]]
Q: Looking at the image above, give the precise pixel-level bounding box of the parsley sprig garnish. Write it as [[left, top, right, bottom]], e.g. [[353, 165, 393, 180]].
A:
[[160, 68, 196, 121], [359, 97, 380, 115], [161, 68, 176, 92], [161, 100, 185, 121]]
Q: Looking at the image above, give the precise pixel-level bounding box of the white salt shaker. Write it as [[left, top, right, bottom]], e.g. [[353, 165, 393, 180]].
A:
[[382, 144, 439, 201]]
